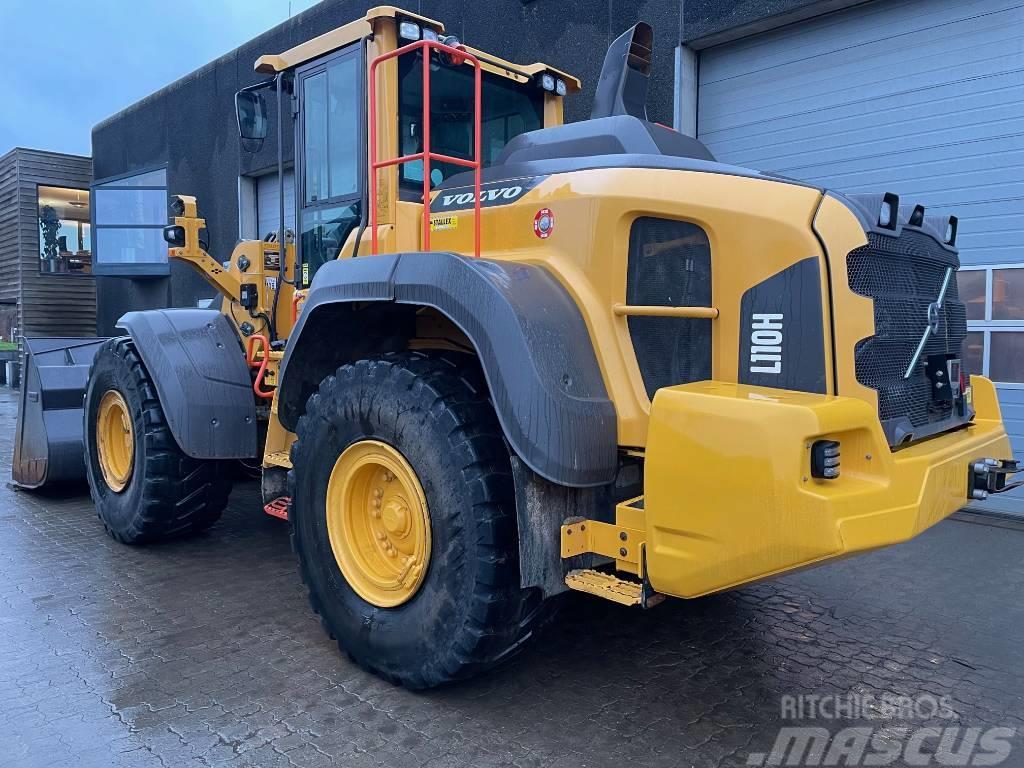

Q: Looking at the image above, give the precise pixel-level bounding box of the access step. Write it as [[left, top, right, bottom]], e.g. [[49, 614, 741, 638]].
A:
[[564, 569, 645, 607], [264, 496, 290, 521]]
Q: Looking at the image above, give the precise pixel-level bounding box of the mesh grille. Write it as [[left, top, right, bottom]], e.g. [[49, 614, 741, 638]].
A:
[[626, 218, 712, 400], [847, 230, 966, 429]]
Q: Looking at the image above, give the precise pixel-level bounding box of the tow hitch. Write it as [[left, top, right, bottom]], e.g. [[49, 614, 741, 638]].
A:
[[968, 458, 1021, 500]]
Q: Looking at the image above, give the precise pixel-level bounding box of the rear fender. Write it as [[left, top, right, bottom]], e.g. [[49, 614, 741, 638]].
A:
[[117, 309, 258, 459], [277, 252, 617, 488]]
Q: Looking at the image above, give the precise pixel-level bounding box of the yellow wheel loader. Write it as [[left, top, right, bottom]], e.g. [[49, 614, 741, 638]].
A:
[[48, 7, 1021, 687]]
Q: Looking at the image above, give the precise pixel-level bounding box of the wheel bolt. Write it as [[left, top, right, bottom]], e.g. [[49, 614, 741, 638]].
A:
[[375, 532, 386, 541], [374, 488, 383, 498]]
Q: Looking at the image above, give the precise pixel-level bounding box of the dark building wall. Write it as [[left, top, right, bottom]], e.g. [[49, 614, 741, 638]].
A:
[[91, 0, 683, 333], [682, 0, 868, 45], [0, 148, 95, 340]]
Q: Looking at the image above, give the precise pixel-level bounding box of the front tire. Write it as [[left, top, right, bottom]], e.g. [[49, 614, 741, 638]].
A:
[[84, 337, 232, 543], [290, 352, 547, 688]]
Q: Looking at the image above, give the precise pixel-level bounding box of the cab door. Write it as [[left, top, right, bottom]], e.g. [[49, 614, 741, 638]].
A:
[[296, 44, 365, 287]]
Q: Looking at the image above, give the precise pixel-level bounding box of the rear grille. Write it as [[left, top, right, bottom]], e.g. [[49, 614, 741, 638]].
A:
[[847, 230, 966, 432], [626, 218, 712, 400]]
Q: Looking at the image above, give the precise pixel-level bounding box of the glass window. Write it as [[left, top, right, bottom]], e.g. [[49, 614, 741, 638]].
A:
[[957, 270, 986, 321], [302, 55, 359, 205], [94, 188, 167, 226], [95, 228, 168, 265], [303, 71, 329, 204], [963, 331, 984, 376], [92, 168, 168, 275], [989, 332, 1024, 383], [299, 51, 361, 287], [101, 169, 168, 187], [992, 269, 1024, 320], [37, 185, 92, 275], [328, 57, 359, 199], [300, 203, 360, 286], [397, 51, 543, 189]]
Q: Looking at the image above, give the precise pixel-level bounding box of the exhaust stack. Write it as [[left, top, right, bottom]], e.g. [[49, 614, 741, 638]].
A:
[[590, 22, 653, 120]]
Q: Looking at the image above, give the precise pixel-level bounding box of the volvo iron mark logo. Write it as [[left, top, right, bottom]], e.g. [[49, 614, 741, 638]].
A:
[[927, 300, 942, 334]]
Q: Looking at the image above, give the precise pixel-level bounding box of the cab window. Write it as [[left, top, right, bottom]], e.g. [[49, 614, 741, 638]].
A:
[[397, 51, 543, 189], [298, 48, 361, 285]]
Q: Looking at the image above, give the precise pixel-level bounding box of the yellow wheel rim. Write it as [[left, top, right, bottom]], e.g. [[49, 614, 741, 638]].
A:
[[96, 390, 134, 493], [326, 440, 431, 608]]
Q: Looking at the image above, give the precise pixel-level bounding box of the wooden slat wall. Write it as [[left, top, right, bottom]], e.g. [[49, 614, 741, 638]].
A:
[[0, 150, 19, 309], [10, 148, 96, 339]]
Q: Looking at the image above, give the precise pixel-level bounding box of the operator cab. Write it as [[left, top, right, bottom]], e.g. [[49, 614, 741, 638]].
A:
[[234, 7, 578, 288]]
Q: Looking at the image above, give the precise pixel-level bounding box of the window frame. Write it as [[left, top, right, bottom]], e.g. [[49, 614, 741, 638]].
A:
[[959, 263, 1024, 388], [295, 42, 366, 287], [35, 184, 94, 278], [90, 164, 170, 277]]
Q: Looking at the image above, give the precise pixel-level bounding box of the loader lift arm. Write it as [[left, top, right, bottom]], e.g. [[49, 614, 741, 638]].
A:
[[163, 195, 241, 300]]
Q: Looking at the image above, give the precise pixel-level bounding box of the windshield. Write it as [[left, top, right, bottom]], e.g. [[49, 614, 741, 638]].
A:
[[398, 51, 544, 188]]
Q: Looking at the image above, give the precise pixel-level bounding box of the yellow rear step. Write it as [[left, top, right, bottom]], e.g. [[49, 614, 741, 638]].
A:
[[564, 569, 643, 606]]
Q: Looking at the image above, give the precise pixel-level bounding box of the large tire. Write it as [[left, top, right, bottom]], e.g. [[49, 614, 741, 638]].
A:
[[290, 352, 548, 688], [84, 337, 232, 543]]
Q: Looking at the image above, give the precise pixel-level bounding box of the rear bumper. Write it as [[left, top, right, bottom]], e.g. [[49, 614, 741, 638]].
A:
[[643, 375, 1011, 599]]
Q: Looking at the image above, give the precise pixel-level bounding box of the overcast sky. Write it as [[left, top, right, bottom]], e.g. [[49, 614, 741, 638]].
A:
[[1, 0, 323, 157]]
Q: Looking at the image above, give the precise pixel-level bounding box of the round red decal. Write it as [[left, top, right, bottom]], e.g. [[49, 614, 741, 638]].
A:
[[533, 208, 554, 239]]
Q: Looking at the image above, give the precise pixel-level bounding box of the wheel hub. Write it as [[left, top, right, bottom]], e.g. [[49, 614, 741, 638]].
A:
[[325, 441, 431, 607], [96, 389, 134, 493]]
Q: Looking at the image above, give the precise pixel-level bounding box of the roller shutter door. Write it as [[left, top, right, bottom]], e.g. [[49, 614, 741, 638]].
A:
[[256, 170, 296, 240], [697, 0, 1024, 515]]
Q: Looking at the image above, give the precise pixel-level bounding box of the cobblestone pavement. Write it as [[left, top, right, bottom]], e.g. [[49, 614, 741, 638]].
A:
[[1, 389, 1022, 768]]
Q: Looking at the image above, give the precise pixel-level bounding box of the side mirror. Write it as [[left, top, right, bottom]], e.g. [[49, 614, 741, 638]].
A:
[[235, 90, 269, 141]]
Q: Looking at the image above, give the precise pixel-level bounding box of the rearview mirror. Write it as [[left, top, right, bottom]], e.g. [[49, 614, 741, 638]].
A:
[[235, 90, 269, 141]]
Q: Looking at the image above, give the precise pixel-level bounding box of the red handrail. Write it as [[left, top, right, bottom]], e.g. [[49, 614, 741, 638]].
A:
[[246, 334, 275, 400], [369, 39, 482, 257]]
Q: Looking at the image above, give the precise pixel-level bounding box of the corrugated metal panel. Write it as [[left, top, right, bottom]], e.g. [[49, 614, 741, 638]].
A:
[[698, 0, 1024, 515]]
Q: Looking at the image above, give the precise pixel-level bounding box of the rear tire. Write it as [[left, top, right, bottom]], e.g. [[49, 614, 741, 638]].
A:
[[84, 337, 232, 543], [289, 352, 548, 688]]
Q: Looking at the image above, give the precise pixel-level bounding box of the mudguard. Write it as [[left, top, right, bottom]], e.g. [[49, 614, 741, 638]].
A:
[[278, 252, 617, 488], [117, 309, 257, 459]]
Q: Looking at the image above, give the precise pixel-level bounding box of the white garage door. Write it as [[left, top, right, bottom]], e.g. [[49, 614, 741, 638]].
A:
[[698, 0, 1024, 516], [256, 169, 296, 240]]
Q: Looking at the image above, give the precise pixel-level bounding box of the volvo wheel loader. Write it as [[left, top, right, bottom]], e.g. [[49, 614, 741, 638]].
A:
[[26, 7, 1019, 687]]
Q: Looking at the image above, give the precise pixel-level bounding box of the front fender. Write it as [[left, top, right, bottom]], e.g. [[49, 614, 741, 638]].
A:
[[117, 309, 258, 459], [278, 253, 617, 488]]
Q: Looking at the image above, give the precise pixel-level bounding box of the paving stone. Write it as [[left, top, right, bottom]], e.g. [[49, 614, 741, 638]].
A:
[[0, 389, 1022, 768]]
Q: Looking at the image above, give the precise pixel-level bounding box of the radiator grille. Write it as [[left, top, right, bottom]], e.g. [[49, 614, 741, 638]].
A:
[[626, 218, 712, 400], [847, 230, 966, 431]]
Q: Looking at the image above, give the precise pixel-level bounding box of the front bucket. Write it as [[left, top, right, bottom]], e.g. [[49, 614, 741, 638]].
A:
[[13, 337, 108, 489]]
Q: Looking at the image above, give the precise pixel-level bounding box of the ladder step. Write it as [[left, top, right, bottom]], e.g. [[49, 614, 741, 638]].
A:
[[264, 451, 292, 469], [564, 569, 643, 607], [264, 496, 290, 521]]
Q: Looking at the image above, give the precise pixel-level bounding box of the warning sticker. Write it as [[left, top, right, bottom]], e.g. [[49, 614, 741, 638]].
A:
[[430, 215, 459, 232], [264, 276, 278, 291]]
